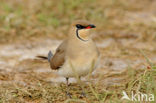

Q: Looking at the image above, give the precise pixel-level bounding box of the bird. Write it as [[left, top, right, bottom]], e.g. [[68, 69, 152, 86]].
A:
[[37, 20, 100, 97]]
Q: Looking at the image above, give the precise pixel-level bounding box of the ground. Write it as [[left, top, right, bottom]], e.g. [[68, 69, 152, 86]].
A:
[[0, 0, 156, 103]]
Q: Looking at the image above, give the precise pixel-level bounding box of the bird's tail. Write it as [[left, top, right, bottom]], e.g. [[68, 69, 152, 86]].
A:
[[36, 56, 48, 59], [36, 51, 53, 62]]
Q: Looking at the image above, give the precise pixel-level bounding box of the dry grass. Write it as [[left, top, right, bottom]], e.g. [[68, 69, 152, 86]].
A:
[[0, 0, 156, 102]]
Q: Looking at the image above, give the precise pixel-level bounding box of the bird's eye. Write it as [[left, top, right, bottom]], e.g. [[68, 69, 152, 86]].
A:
[[76, 24, 84, 29]]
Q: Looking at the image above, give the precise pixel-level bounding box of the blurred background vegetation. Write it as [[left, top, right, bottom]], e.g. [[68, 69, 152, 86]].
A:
[[0, 0, 156, 43]]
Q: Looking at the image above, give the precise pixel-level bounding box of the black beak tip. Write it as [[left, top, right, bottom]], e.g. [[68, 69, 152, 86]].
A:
[[90, 24, 96, 28]]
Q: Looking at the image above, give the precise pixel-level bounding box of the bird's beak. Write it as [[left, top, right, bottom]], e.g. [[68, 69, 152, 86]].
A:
[[85, 24, 96, 29], [89, 24, 96, 28]]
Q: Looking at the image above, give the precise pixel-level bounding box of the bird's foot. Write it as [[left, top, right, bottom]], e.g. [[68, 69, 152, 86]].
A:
[[80, 92, 87, 98], [66, 91, 72, 98]]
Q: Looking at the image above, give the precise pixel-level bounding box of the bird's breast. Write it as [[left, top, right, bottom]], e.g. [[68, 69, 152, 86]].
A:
[[66, 40, 99, 68], [67, 41, 98, 62], [58, 40, 100, 77]]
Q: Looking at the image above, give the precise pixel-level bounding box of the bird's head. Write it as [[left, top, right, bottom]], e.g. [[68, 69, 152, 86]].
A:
[[70, 20, 96, 42]]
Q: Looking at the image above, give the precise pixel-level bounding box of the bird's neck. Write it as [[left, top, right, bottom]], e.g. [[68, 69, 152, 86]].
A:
[[69, 29, 91, 42]]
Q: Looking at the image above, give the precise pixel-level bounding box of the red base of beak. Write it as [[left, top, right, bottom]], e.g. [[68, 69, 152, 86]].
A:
[[86, 26, 91, 29]]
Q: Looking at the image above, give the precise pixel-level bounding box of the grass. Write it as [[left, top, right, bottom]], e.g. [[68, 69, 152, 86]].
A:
[[0, 0, 156, 102], [0, 52, 155, 102], [0, 0, 156, 42]]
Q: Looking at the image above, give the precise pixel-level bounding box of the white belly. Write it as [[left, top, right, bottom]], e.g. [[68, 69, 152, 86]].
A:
[[57, 57, 99, 77]]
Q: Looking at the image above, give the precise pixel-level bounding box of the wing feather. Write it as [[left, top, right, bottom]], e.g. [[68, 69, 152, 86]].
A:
[[49, 40, 67, 70]]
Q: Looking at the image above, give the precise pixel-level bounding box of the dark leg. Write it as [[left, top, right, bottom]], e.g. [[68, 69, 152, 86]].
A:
[[66, 77, 69, 86], [65, 77, 72, 98], [78, 76, 86, 97]]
